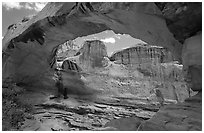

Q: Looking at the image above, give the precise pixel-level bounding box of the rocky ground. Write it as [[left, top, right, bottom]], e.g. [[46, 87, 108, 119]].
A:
[[21, 95, 158, 131], [2, 69, 188, 131], [139, 92, 202, 131]]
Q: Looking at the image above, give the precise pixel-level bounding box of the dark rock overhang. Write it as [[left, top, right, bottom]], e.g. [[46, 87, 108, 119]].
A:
[[155, 2, 202, 43]]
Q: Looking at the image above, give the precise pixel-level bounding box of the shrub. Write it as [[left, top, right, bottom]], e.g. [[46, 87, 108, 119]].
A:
[[2, 79, 33, 131]]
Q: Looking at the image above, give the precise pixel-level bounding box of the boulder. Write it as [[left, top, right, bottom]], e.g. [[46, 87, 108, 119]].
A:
[[182, 33, 202, 69], [138, 92, 202, 131], [182, 33, 202, 92]]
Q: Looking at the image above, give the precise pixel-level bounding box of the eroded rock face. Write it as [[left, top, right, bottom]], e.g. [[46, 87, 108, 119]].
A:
[[57, 40, 108, 72], [79, 40, 107, 71], [182, 33, 202, 91], [110, 44, 173, 66]]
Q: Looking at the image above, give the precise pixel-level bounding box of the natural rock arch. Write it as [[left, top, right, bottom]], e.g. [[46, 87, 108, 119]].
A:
[[2, 2, 201, 90]]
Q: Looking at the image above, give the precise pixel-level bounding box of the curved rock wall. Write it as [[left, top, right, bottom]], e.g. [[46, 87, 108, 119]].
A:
[[182, 33, 202, 92], [155, 3, 202, 43]]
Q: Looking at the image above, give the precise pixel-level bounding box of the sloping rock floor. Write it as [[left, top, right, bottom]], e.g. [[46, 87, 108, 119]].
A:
[[138, 92, 202, 131], [20, 95, 159, 131]]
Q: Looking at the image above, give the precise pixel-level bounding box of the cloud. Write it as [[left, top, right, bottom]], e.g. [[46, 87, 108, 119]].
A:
[[33, 2, 47, 11], [2, 2, 22, 10], [3, 2, 47, 12], [24, 3, 33, 10], [101, 37, 116, 43]]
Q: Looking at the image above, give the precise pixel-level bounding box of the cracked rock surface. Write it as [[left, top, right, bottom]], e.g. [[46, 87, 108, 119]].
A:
[[20, 94, 158, 131]]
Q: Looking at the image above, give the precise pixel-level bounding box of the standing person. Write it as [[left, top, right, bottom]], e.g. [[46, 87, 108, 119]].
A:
[[172, 84, 179, 103], [160, 50, 164, 63], [148, 88, 165, 107], [155, 89, 165, 107], [50, 68, 68, 99]]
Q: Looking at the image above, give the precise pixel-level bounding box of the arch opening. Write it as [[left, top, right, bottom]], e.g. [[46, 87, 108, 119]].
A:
[[52, 29, 191, 103]]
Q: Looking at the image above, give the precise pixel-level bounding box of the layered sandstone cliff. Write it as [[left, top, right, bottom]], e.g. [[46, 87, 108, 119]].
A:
[[78, 40, 108, 71], [110, 44, 173, 66], [55, 40, 108, 71]]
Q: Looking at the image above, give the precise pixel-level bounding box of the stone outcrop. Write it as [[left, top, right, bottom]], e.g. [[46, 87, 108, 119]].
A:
[[57, 40, 108, 72], [138, 92, 202, 131], [110, 44, 173, 66], [78, 40, 108, 71], [109, 45, 183, 87], [182, 33, 202, 92], [55, 39, 108, 71], [182, 33, 202, 69]]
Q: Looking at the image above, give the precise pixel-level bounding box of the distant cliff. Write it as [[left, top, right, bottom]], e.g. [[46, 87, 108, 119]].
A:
[[78, 40, 107, 71], [110, 45, 173, 67]]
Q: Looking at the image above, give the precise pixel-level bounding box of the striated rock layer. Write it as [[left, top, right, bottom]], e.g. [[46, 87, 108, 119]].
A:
[[79, 40, 108, 71], [110, 44, 173, 66]]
